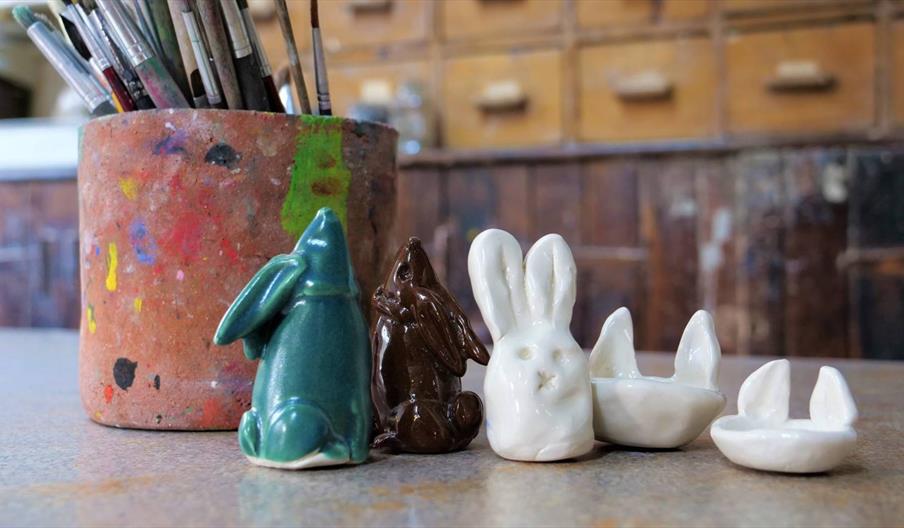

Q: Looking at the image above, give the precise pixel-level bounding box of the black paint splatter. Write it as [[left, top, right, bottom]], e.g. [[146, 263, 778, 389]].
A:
[[204, 143, 241, 169], [153, 374, 160, 390], [113, 358, 138, 390], [155, 415, 162, 424]]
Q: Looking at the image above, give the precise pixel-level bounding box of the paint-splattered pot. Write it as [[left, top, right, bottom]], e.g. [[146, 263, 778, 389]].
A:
[[78, 109, 397, 430]]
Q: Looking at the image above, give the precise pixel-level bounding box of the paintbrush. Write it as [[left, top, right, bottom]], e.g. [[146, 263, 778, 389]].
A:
[[13, 6, 116, 117], [273, 0, 311, 114], [310, 0, 331, 116], [195, 0, 242, 109], [178, 1, 226, 108], [167, 0, 208, 108], [147, 0, 191, 103], [237, 0, 283, 112], [220, 0, 269, 111], [97, 0, 190, 108], [64, 2, 136, 111], [89, 7, 156, 110], [131, 0, 162, 57]]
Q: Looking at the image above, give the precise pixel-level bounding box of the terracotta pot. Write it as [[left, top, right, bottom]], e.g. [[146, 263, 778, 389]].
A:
[[77, 110, 397, 430]]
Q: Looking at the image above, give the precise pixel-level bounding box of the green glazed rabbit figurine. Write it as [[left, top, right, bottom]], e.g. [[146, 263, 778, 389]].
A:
[[213, 208, 372, 469]]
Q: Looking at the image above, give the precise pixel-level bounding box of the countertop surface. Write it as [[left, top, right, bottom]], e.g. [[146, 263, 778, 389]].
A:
[[1, 329, 902, 527]]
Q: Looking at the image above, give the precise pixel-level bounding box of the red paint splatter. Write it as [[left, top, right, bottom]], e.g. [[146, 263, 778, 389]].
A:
[[162, 211, 205, 262], [103, 385, 114, 404], [220, 238, 240, 263]]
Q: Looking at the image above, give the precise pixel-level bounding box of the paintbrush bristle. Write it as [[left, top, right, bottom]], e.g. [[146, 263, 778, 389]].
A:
[[310, 0, 319, 28], [12, 6, 39, 29]]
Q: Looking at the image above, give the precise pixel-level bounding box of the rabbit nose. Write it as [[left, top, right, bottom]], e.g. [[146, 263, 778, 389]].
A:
[[537, 370, 558, 391]]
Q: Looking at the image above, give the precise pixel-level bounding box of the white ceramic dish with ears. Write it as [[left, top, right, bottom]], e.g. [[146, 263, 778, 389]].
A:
[[588, 308, 725, 449], [710, 359, 858, 474]]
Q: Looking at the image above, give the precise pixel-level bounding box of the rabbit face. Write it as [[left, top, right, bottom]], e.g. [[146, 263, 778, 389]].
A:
[[469, 229, 594, 462]]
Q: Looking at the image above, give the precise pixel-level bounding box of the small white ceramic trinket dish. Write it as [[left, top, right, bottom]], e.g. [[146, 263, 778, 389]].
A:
[[588, 308, 725, 449], [468, 229, 594, 462], [710, 359, 858, 473]]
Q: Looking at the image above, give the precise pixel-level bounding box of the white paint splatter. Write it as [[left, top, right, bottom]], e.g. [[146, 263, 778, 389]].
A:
[[176, 269, 185, 281]]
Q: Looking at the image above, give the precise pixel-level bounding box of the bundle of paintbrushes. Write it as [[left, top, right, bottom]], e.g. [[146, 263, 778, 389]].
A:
[[12, 0, 330, 117]]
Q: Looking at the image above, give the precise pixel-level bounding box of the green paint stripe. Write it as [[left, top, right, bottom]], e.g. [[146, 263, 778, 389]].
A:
[[280, 116, 350, 238]]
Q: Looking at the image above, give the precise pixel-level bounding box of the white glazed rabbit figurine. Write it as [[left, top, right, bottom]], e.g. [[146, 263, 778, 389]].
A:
[[468, 229, 594, 462]]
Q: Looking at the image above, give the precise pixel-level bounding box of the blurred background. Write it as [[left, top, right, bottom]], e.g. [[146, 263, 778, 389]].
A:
[[0, 0, 902, 359]]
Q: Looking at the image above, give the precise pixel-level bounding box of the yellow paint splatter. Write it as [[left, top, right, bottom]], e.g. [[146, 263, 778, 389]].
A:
[[105, 243, 118, 292], [119, 177, 138, 200], [133, 297, 143, 313], [87, 304, 97, 334]]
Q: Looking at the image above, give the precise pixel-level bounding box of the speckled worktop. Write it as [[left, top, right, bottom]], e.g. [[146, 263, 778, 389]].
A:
[[1, 329, 902, 527]]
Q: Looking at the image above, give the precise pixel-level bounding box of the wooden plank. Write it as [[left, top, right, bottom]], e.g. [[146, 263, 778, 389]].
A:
[[393, 168, 443, 251], [531, 162, 582, 242], [734, 151, 785, 356], [782, 150, 848, 358], [0, 182, 32, 327], [695, 157, 740, 354], [576, 159, 644, 347], [638, 158, 700, 352], [444, 165, 532, 341], [848, 149, 904, 360]]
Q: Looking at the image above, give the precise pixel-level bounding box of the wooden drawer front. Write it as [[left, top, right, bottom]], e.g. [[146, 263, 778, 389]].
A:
[[894, 21, 904, 126], [726, 23, 875, 135], [578, 38, 716, 142], [329, 61, 431, 117], [256, 0, 426, 59], [723, 0, 835, 12], [442, 50, 562, 149], [442, 0, 561, 41], [576, 0, 710, 29]]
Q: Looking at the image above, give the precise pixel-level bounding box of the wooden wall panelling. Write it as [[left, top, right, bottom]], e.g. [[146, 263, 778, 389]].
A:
[[0, 182, 33, 326], [734, 152, 786, 356], [638, 158, 700, 352], [576, 0, 711, 30], [892, 20, 904, 128], [442, 165, 532, 342], [695, 157, 739, 354], [846, 150, 904, 360], [575, 159, 645, 350], [781, 149, 849, 358], [392, 168, 443, 251]]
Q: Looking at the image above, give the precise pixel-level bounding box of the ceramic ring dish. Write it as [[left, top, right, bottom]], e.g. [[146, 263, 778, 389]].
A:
[[588, 307, 726, 449], [710, 359, 858, 473]]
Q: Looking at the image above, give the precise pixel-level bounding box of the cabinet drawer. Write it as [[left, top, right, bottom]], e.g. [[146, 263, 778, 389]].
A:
[[441, 0, 561, 41], [578, 38, 716, 142], [256, 0, 427, 58], [329, 61, 431, 117], [442, 50, 562, 149], [576, 0, 710, 29], [894, 21, 904, 126], [726, 23, 875, 135]]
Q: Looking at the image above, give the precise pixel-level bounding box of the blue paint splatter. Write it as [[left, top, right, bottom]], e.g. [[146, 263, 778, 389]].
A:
[[153, 129, 187, 155], [94, 245, 100, 257], [129, 219, 158, 265]]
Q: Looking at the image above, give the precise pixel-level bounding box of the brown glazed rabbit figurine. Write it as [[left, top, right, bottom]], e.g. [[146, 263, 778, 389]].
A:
[[371, 237, 490, 453]]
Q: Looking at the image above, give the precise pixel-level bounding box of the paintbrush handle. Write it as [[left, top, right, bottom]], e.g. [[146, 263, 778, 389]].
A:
[[273, 0, 311, 114], [221, 0, 269, 111], [196, 0, 242, 109], [148, 0, 191, 103], [312, 27, 331, 116]]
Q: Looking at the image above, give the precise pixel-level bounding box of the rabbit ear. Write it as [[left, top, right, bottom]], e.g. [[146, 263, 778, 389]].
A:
[[589, 307, 639, 378], [213, 253, 306, 353], [810, 366, 858, 428], [672, 310, 721, 390], [468, 229, 527, 342], [737, 359, 790, 424], [524, 234, 576, 329]]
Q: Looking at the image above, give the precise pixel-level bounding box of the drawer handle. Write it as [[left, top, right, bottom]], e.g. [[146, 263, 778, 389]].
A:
[[347, 0, 393, 14], [767, 61, 836, 92], [474, 80, 528, 113], [611, 71, 673, 101]]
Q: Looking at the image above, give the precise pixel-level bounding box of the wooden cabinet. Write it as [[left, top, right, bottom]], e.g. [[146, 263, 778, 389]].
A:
[[726, 23, 875, 135], [329, 61, 431, 117], [441, 0, 561, 41], [576, 0, 710, 29], [578, 37, 716, 142], [442, 50, 562, 149], [894, 21, 904, 128]]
